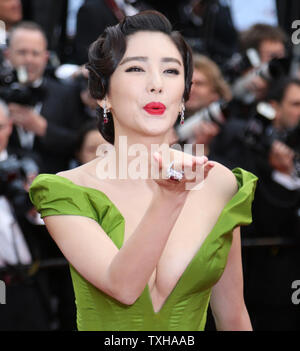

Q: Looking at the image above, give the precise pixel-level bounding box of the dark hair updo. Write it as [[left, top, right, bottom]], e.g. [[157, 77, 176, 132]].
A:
[[86, 10, 193, 145]]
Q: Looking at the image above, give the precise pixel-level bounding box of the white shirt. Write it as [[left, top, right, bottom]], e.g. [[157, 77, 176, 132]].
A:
[[0, 150, 32, 267]]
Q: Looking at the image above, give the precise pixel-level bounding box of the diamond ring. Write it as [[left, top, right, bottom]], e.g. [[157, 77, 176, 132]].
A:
[[166, 161, 184, 181]]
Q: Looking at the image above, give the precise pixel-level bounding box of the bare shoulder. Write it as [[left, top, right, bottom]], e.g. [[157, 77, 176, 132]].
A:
[[56, 158, 99, 185], [204, 161, 238, 200], [56, 166, 83, 183]]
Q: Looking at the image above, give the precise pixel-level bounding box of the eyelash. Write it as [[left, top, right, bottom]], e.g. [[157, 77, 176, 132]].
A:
[[125, 66, 180, 75], [165, 69, 179, 75], [125, 66, 144, 72]]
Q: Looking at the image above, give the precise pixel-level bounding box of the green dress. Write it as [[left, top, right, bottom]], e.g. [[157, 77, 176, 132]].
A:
[[29, 167, 257, 331]]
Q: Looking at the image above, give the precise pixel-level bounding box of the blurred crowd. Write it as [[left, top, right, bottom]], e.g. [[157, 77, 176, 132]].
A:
[[0, 0, 300, 331]]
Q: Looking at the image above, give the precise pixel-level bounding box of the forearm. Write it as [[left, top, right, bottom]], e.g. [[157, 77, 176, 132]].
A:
[[210, 227, 252, 331], [214, 303, 253, 331], [106, 191, 187, 304]]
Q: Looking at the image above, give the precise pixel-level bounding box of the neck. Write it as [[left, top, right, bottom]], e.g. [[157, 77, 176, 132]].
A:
[[116, 132, 171, 179], [97, 130, 173, 182]]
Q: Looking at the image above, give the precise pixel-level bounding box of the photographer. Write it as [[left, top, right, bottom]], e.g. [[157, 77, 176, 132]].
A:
[[2, 21, 84, 174], [0, 99, 53, 330], [208, 75, 300, 330], [227, 23, 288, 110], [249, 77, 300, 237], [210, 77, 300, 237], [240, 23, 286, 64], [0, 21, 79, 330], [176, 54, 232, 155], [243, 78, 300, 330]]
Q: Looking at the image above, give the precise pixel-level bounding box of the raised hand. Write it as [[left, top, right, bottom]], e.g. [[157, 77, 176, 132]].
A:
[[152, 148, 215, 195]]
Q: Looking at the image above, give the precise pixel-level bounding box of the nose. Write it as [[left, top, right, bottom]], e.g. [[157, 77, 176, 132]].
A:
[[147, 70, 163, 94], [150, 87, 162, 93], [20, 51, 34, 67]]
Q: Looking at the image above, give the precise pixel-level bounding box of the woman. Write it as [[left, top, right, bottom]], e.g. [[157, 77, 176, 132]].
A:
[[29, 11, 257, 331]]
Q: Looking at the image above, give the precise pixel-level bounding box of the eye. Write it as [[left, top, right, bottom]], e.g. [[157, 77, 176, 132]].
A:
[[125, 66, 145, 73], [164, 68, 180, 75]]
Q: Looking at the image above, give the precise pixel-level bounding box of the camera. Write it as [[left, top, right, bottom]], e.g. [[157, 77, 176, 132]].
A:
[[0, 155, 38, 215], [257, 56, 291, 81], [222, 48, 261, 82], [223, 47, 291, 82], [231, 55, 291, 104], [175, 99, 230, 142], [243, 102, 277, 154], [0, 64, 46, 106], [243, 102, 300, 177]]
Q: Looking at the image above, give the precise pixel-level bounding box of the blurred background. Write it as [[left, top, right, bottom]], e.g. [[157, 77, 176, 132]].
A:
[[0, 0, 300, 331]]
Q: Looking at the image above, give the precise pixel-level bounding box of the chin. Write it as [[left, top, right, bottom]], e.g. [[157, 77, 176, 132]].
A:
[[141, 121, 173, 138]]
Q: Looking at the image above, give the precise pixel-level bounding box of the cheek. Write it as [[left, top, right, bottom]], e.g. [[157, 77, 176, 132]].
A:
[[11, 54, 23, 66], [109, 80, 141, 112], [194, 86, 207, 98], [169, 79, 185, 101], [291, 109, 300, 123], [36, 58, 46, 69]]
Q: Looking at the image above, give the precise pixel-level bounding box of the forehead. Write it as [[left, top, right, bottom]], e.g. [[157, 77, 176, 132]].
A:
[[283, 83, 300, 100], [10, 29, 46, 49], [259, 40, 284, 51], [124, 31, 183, 62]]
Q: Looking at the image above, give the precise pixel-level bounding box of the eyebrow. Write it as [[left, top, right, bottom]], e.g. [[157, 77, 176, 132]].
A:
[[119, 56, 182, 66]]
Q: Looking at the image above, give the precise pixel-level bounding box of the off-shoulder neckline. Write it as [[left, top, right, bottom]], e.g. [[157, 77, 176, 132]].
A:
[[33, 168, 256, 314]]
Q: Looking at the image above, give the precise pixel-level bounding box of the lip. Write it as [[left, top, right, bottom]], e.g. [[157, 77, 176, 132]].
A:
[[143, 102, 166, 115]]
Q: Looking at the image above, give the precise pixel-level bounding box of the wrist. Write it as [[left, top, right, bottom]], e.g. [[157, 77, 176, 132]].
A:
[[153, 187, 188, 207]]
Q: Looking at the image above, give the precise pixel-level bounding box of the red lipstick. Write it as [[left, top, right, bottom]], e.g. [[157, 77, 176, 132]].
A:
[[143, 102, 166, 115]]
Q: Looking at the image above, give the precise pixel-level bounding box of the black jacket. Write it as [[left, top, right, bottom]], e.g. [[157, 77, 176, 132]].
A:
[[8, 77, 85, 174]]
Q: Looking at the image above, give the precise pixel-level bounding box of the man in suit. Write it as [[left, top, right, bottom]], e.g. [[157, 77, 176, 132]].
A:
[[0, 99, 54, 330], [4, 21, 84, 174], [2, 22, 79, 329]]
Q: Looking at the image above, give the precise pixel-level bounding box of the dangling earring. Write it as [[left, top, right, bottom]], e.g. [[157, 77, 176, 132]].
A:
[[180, 102, 185, 125], [103, 99, 109, 124]]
